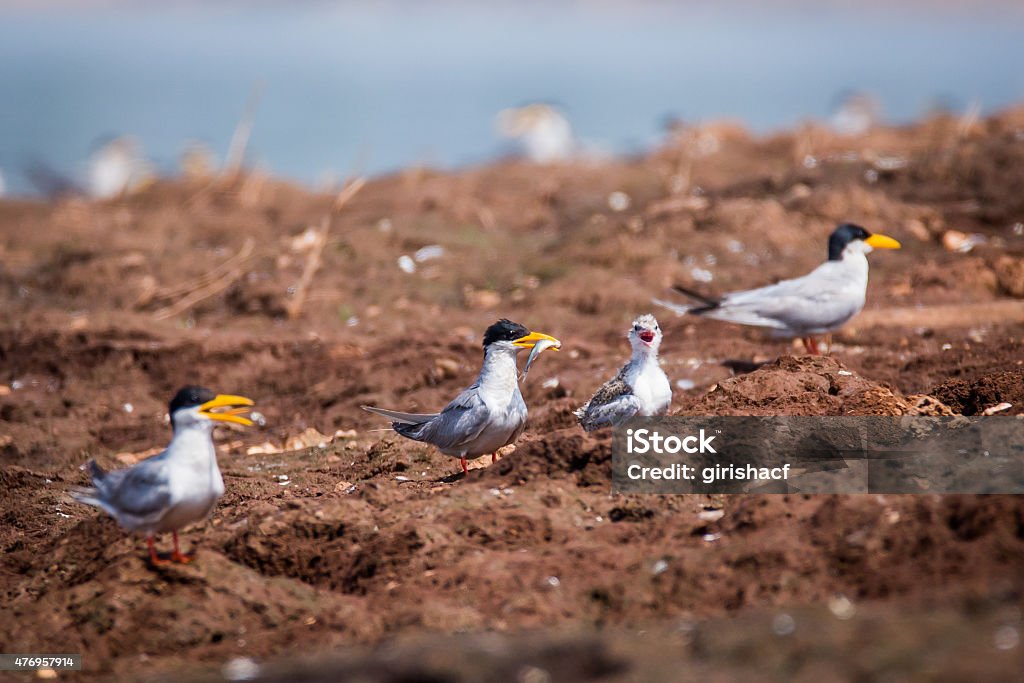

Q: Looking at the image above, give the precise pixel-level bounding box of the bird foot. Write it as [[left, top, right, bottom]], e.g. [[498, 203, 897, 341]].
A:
[[460, 456, 468, 475], [148, 551, 173, 567], [802, 337, 821, 355], [171, 551, 195, 564]]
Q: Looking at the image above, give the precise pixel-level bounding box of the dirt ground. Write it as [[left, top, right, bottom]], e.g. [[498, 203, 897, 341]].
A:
[[2, 107, 1024, 681]]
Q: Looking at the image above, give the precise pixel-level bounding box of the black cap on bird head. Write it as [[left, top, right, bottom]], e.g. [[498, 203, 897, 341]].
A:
[[482, 319, 530, 348], [828, 223, 902, 260], [828, 223, 873, 260], [168, 385, 217, 415]]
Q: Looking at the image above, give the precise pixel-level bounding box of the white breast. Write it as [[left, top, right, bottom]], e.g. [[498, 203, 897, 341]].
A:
[[625, 360, 672, 416], [156, 428, 224, 533]]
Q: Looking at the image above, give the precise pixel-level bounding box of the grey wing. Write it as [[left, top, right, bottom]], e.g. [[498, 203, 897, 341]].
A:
[[362, 406, 439, 425], [395, 385, 492, 454], [710, 269, 860, 331], [580, 394, 643, 431], [97, 457, 174, 523], [577, 374, 639, 431]]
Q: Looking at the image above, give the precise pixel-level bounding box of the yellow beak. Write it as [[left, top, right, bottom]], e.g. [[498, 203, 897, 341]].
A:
[[198, 394, 256, 426], [512, 330, 561, 350], [865, 233, 901, 249]]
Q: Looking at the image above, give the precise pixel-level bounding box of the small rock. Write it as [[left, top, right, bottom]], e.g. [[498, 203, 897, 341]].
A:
[[828, 594, 857, 620], [414, 244, 445, 262], [607, 191, 631, 212], [463, 287, 502, 310], [982, 402, 1013, 415], [698, 509, 725, 522], [772, 613, 796, 636], [247, 441, 280, 455], [994, 255, 1024, 298], [942, 230, 985, 253], [690, 267, 714, 283], [905, 218, 931, 242], [435, 358, 460, 378], [397, 255, 416, 273], [222, 657, 260, 681], [782, 183, 812, 204]]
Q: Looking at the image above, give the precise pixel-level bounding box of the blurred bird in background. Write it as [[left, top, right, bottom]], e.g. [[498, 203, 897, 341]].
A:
[[87, 136, 155, 199], [496, 103, 575, 163], [829, 91, 882, 136]]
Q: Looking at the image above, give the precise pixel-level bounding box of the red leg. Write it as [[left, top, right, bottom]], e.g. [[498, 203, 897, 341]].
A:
[[460, 456, 468, 474], [491, 453, 496, 464], [823, 334, 833, 355], [147, 536, 169, 566], [170, 531, 194, 564], [803, 337, 820, 355]]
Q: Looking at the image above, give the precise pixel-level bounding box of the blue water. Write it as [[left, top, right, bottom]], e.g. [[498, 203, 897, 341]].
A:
[[0, 2, 1022, 194]]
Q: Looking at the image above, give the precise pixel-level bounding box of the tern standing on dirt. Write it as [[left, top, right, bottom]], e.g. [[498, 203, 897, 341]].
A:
[[363, 319, 560, 474], [576, 314, 672, 431], [655, 223, 900, 354], [72, 386, 255, 565]]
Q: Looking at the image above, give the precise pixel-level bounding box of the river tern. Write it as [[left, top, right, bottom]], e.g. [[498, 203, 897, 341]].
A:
[[654, 223, 900, 354], [575, 314, 672, 431], [72, 386, 254, 565], [363, 319, 560, 474]]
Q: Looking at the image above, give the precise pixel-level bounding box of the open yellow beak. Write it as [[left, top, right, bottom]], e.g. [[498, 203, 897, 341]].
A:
[[512, 330, 561, 350], [865, 233, 901, 249], [198, 394, 255, 426]]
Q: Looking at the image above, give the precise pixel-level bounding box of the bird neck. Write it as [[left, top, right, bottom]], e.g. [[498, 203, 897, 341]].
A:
[[839, 249, 870, 282], [630, 345, 660, 367], [478, 346, 521, 397], [167, 424, 217, 464]]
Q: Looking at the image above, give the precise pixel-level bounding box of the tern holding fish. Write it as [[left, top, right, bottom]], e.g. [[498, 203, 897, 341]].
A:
[[576, 314, 671, 431], [72, 386, 255, 565], [654, 223, 901, 354], [363, 319, 561, 474]]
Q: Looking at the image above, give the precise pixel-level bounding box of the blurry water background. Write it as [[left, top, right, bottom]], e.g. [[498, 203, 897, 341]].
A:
[[0, 0, 1022, 195]]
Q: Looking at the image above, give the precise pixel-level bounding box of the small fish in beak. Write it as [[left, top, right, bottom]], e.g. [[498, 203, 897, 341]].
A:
[[520, 336, 562, 382]]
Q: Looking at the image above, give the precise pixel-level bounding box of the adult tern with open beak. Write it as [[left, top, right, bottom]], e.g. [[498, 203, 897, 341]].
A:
[[363, 319, 560, 474], [72, 386, 255, 565], [576, 314, 671, 431], [655, 223, 900, 354]]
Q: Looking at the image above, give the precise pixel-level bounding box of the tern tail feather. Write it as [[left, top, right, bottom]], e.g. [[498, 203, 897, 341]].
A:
[[671, 285, 721, 313], [70, 460, 108, 508], [361, 406, 438, 425], [87, 460, 107, 482], [70, 485, 103, 508]]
